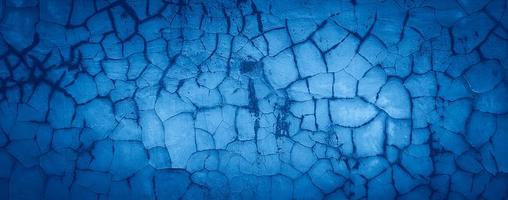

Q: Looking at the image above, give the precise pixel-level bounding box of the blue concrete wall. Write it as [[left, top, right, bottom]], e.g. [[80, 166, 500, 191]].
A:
[[0, 0, 507, 199]]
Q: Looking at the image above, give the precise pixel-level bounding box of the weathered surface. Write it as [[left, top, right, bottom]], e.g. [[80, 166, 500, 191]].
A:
[[0, 0, 507, 199]]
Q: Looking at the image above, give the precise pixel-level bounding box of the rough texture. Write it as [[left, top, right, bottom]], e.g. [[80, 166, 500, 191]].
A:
[[0, 0, 508, 199]]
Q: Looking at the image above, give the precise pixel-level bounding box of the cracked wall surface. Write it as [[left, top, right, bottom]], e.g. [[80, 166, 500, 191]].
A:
[[0, 0, 508, 199]]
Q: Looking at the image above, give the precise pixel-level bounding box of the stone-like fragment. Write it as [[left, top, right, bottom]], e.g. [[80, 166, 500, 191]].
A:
[[270, 175, 293, 200], [48, 92, 75, 129], [40, 150, 75, 175], [315, 99, 331, 131], [293, 175, 323, 199], [65, 73, 98, 104], [218, 78, 250, 106], [464, 60, 504, 93], [492, 116, 508, 172], [376, 79, 411, 119], [236, 108, 256, 141], [353, 115, 385, 157], [70, 0, 94, 25], [325, 35, 359, 72], [140, 110, 165, 149], [466, 111, 496, 147], [443, 99, 472, 133], [110, 141, 148, 180], [103, 59, 128, 80], [404, 72, 437, 97], [345, 54, 372, 79], [265, 29, 291, 56], [87, 11, 113, 41], [433, 126, 468, 155], [163, 113, 196, 168], [73, 99, 116, 137], [368, 170, 395, 200], [401, 145, 433, 176], [393, 165, 420, 194], [308, 73, 333, 98], [357, 156, 389, 179], [40, 0, 70, 25], [386, 118, 411, 148], [9, 165, 45, 200], [481, 34, 508, 60], [330, 97, 378, 127], [287, 80, 312, 101], [7, 140, 41, 167], [75, 170, 111, 193], [52, 129, 80, 151], [312, 21, 348, 51], [155, 171, 190, 200], [294, 42, 327, 78], [333, 127, 353, 156], [358, 67, 387, 103], [178, 79, 222, 108], [475, 83, 508, 114], [1, 8, 38, 49], [309, 160, 345, 193], [89, 139, 113, 171], [290, 143, 317, 172], [263, 50, 299, 89], [436, 74, 472, 101], [359, 36, 387, 65], [452, 12, 495, 53], [155, 91, 195, 121], [287, 18, 317, 43], [333, 71, 357, 98], [149, 147, 172, 169], [111, 6, 136, 40], [372, 1, 405, 46]]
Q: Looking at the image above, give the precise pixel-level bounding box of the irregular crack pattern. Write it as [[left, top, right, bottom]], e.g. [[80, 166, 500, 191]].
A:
[[0, 0, 508, 199]]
